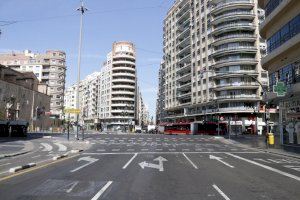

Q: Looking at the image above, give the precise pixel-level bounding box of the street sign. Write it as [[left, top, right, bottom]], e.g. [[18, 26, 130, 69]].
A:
[[273, 81, 287, 97], [64, 108, 81, 114]]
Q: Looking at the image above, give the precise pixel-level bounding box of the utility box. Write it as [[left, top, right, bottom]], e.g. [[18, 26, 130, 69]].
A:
[[268, 132, 274, 145]]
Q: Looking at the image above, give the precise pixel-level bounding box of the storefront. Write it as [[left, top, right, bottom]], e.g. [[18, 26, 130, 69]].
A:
[[279, 96, 300, 146]]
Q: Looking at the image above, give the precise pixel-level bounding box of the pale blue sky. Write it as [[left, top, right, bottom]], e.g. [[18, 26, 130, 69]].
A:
[[0, 0, 174, 118]]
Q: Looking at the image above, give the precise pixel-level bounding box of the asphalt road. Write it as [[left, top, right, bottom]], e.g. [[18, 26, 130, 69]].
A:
[[0, 133, 299, 200]]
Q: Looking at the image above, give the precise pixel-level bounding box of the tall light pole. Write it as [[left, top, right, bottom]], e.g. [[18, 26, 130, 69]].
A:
[[75, 1, 88, 140]]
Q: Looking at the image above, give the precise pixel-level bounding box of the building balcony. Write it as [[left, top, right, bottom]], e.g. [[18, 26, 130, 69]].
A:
[[212, 58, 258, 69], [212, 46, 257, 57], [211, 0, 254, 15], [176, 82, 191, 91], [212, 70, 259, 79], [177, 54, 191, 65], [177, 36, 191, 49], [113, 54, 135, 61], [212, 82, 260, 91], [177, 92, 191, 99], [113, 60, 135, 66], [177, 63, 191, 74], [212, 11, 255, 25], [177, 8, 190, 24], [212, 34, 257, 46], [214, 94, 260, 101], [177, 45, 191, 57], [111, 96, 135, 101], [112, 72, 135, 78], [212, 23, 256, 36], [112, 66, 135, 72], [176, 72, 191, 82], [177, 26, 190, 41], [176, 0, 190, 16], [112, 84, 135, 90], [112, 78, 135, 84], [111, 90, 135, 95], [111, 109, 135, 114]]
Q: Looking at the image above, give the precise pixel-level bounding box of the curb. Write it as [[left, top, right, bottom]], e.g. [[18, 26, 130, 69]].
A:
[[70, 149, 83, 154], [0, 151, 30, 159], [52, 154, 68, 161], [9, 163, 36, 173]]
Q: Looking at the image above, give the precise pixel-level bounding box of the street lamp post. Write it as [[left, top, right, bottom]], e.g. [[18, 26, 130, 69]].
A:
[[75, 1, 88, 140]]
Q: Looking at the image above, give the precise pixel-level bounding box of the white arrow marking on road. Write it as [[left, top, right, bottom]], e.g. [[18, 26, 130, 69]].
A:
[[139, 156, 167, 172], [209, 155, 234, 168], [70, 156, 99, 173], [41, 143, 53, 152], [54, 143, 67, 151]]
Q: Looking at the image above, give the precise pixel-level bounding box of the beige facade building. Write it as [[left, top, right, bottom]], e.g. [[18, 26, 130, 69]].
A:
[[0, 50, 66, 118], [99, 41, 137, 131], [259, 0, 300, 145], [0, 65, 51, 130], [160, 0, 268, 134]]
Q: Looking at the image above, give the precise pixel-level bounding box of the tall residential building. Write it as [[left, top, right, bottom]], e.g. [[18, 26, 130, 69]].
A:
[[156, 61, 166, 124], [64, 72, 101, 129], [0, 50, 66, 118], [258, 0, 300, 145], [99, 41, 137, 131], [160, 0, 268, 134]]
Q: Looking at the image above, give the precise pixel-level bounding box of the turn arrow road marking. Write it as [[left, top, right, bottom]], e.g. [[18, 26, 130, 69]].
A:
[[209, 155, 234, 168], [70, 156, 99, 173], [139, 156, 167, 172]]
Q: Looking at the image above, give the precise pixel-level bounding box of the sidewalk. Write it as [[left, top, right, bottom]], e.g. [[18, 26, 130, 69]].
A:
[[224, 134, 300, 159]]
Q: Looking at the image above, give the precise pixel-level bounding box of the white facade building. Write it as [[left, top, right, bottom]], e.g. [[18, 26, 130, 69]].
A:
[[99, 41, 137, 131], [160, 0, 268, 134]]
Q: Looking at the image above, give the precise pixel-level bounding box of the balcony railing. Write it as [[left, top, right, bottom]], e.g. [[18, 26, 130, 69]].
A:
[[212, 11, 254, 23], [213, 34, 256, 44], [211, 0, 254, 13]]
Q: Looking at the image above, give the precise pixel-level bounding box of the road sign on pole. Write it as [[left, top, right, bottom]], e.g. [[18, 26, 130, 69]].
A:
[[64, 108, 81, 114]]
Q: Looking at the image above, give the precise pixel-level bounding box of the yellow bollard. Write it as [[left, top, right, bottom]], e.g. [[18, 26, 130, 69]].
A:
[[268, 133, 274, 145]]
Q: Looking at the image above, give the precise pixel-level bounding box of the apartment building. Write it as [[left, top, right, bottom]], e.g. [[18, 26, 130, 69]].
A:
[[0, 50, 66, 118], [64, 72, 101, 129], [156, 61, 166, 124], [160, 0, 268, 134], [259, 0, 300, 145], [99, 41, 137, 131]]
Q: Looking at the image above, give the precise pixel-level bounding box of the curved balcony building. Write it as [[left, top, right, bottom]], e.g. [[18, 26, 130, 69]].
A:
[[99, 41, 137, 130]]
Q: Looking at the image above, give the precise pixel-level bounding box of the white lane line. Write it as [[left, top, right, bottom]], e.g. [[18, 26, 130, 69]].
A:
[[212, 184, 230, 200], [83, 151, 260, 155], [32, 155, 41, 158], [112, 149, 120, 152], [182, 153, 198, 169], [156, 149, 163, 151], [91, 180, 113, 200], [41, 143, 53, 151], [141, 149, 149, 151], [0, 171, 9, 175], [0, 163, 11, 167], [97, 149, 106, 152], [127, 149, 134, 151], [122, 153, 138, 169], [226, 153, 300, 182], [54, 143, 67, 151]]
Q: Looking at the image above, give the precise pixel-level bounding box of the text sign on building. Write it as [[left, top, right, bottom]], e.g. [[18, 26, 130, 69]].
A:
[[273, 81, 287, 97], [64, 108, 81, 114]]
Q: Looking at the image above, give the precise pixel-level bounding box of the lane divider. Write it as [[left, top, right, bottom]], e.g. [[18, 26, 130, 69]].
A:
[[70, 149, 83, 154], [53, 154, 68, 161], [9, 163, 36, 173]]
